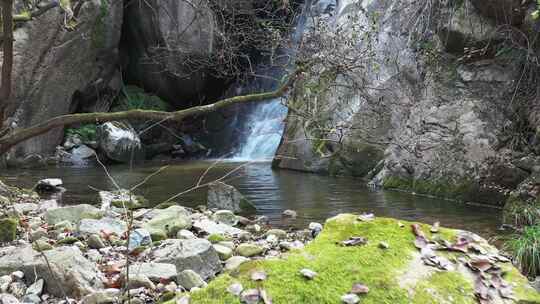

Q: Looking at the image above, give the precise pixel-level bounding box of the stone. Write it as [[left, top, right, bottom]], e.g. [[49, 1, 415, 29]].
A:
[[97, 122, 145, 163], [177, 229, 196, 239], [81, 289, 121, 304], [177, 270, 206, 290], [32, 238, 53, 252], [225, 256, 250, 271], [10, 272, 23, 281], [235, 243, 264, 257], [341, 294, 360, 304], [70, 144, 95, 160], [309, 222, 323, 237], [25, 279, 44, 296], [86, 249, 103, 263], [78, 217, 127, 236], [37, 200, 58, 213], [279, 241, 304, 251], [29, 228, 48, 242], [124, 275, 155, 290], [12, 203, 38, 215], [20, 294, 40, 304], [227, 283, 243, 296], [265, 229, 287, 240], [143, 206, 191, 239], [0, 218, 17, 243], [207, 182, 256, 213], [217, 241, 235, 249], [0, 246, 37, 276], [127, 228, 152, 252], [44, 205, 104, 225], [0, 276, 11, 293], [53, 220, 74, 232], [123, 263, 177, 283], [300, 269, 317, 280], [212, 210, 238, 226], [99, 190, 147, 210], [282, 209, 297, 217], [212, 244, 233, 260], [87, 234, 106, 249], [0, 294, 19, 304], [532, 276, 540, 293], [192, 219, 245, 237], [152, 239, 222, 280], [8, 282, 26, 298], [35, 179, 63, 193]]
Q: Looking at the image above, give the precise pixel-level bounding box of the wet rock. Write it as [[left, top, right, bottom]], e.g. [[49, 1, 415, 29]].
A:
[[193, 219, 245, 237], [128, 228, 152, 252], [143, 206, 191, 240], [227, 283, 243, 296], [35, 178, 63, 193], [265, 229, 287, 240], [152, 239, 222, 280], [123, 263, 177, 283], [177, 270, 206, 290], [282, 209, 297, 217], [212, 210, 238, 226], [81, 289, 120, 304], [44, 204, 104, 225], [97, 122, 144, 163], [236, 243, 264, 257], [0, 218, 17, 243], [87, 234, 106, 249], [124, 275, 155, 290], [177, 229, 196, 240], [213, 244, 233, 260], [309, 222, 323, 237], [70, 144, 96, 160], [207, 182, 256, 213], [225, 256, 250, 271], [78, 217, 127, 236]]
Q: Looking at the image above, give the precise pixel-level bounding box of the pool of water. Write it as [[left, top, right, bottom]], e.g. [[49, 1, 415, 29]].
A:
[[0, 161, 504, 238]]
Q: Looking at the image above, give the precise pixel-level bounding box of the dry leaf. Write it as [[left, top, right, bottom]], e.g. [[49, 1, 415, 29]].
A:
[[351, 283, 369, 294], [251, 270, 267, 282], [430, 222, 440, 233], [341, 237, 368, 247]]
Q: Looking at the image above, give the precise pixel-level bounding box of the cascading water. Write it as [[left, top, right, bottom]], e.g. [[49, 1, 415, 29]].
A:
[[230, 0, 314, 161]]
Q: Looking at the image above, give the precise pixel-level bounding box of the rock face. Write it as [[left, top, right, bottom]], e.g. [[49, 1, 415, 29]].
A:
[[5, 0, 123, 160], [122, 0, 216, 106], [97, 122, 145, 163], [207, 182, 256, 213], [152, 239, 222, 280], [273, 0, 536, 206]]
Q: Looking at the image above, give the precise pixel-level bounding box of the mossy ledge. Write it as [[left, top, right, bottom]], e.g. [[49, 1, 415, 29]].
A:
[[165, 215, 540, 304]]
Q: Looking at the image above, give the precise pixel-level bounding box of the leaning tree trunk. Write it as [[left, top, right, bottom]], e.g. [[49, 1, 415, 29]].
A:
[[0, 0, 13, 131]]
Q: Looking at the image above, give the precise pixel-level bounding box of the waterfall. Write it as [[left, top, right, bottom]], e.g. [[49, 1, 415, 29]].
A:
[[230, 0, 314, 161]]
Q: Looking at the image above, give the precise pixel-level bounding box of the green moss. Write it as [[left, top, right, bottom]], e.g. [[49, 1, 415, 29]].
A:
[[65, 124, 98, 142], [500, 263, 540, 301], [57, 236, 79, 245], [113, 85, 169, 112], [412, 271, 475, 304], [179, 215, 464, 303], [0, 218, 17, 243], [382, 176, 475, 202], [207, 233, 230, 244]]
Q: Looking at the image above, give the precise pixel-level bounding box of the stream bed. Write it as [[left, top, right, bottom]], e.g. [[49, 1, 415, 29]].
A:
[[0, 161, 504, 238]]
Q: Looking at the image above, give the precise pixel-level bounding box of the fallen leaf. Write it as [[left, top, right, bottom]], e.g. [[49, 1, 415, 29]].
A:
[[411, 224, 426, 238], [414, 236, 429, 249], [430, 221, 440, 233], [251, 270, 267, 282], [468, 258, 493, 272], [240, 289, 260, 304], [474, 277, 489, 300], [103, 276, 121, 289], [227, 283, 243, 296], [341, 237, 368, 247], [351, 283, 369, 294]]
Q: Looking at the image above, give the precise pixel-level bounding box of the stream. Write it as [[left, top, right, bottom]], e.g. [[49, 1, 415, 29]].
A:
[[0, 161, 503, 239]]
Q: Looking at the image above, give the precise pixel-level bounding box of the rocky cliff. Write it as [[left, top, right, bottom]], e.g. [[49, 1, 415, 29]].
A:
[[274, 0, 540, 206]]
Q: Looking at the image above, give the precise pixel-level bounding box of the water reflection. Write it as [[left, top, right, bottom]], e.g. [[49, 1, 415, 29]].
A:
[[0, 161, 502, 238]]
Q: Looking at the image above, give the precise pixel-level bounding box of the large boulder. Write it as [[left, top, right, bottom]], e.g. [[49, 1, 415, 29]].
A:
[[122, 0, 216, 105], [5, 0, 123, 160], [0, 246, 37, 276], [77, 217, 127, 236], [151, 238, 222, 280], [97, 122, 145, 163], [207, 182, 256, 213], [44, 204, 104, 225]]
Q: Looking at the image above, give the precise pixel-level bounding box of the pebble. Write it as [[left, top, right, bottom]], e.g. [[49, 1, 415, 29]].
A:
[[227, 283, 243, 296], [308, 222, 323, 237], [341, 293, 360, 304], [379, 241, 389, 249], [282, 209, 297, 217], [10, 272, 24, 281], [300, 269, 317, 280]]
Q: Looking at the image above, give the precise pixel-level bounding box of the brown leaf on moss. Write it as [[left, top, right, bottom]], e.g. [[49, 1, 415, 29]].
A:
[[430, 221, 440, 233], [341, 237, 368, 247], [351, 283, 369, 294], [251, 270, 267, 282]]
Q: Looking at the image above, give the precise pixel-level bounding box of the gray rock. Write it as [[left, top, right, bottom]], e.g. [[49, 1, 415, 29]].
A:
[[37, 200, 58, 213], [207, 182, 256, 213], [192, 219, 245, 237], [224, 256, 250, 271], [86, 249, 103, 263], [265, 229, 287, 240], [87, 234, 106, 249], [309, 222, 323, 237], [20, 294, 40, 304], [35, 179, 63, 193], [81, 289, 120, 304], [177, 270, 206, 290], [97, 122, 144, 163], [341, 294, 360, 304], [25, 279, 44, 296], [227, 283, 243, 296], [123, 263, 177, 283], [0, 294, 19, 304], [212, 210, 238, 226], [29, 228, 48, 242], [127, 229, 152, 252], [124, 275, 155, 290], [217, 241, 235, 249], [176, 229, 196, 240], [282, 209, 297, 217], [0, 276, 11, 293], [0, 246, 37, 277], [212, 244, 233, 261], [12, 203, 38, 215], [44, 205, 104, 225], [143, 206, 191, 240], [78, 217, 127, 236], [152, 239, 222, 280], [235, 243, 264, 257], [300, 269, 317, 280], [240, 289, 260, 304]]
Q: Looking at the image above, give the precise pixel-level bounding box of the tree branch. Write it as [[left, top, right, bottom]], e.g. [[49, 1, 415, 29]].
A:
[[0, 70, 300, 155]]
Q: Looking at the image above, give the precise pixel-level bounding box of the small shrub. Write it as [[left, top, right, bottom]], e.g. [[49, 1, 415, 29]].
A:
[[503, 195, 540, 228], [504, 225, 540, 278], [65, 124, 98, 142], [113, 85, 168, 112]]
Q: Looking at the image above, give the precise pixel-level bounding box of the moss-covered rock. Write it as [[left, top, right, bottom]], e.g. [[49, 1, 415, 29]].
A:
[[167, 214, 540, 304], [143, 206, 192, 239], [0, 218, 17, 243]]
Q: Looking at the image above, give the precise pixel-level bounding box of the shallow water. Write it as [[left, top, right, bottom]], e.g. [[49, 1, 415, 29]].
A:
[[0, 161, 503, 238]]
